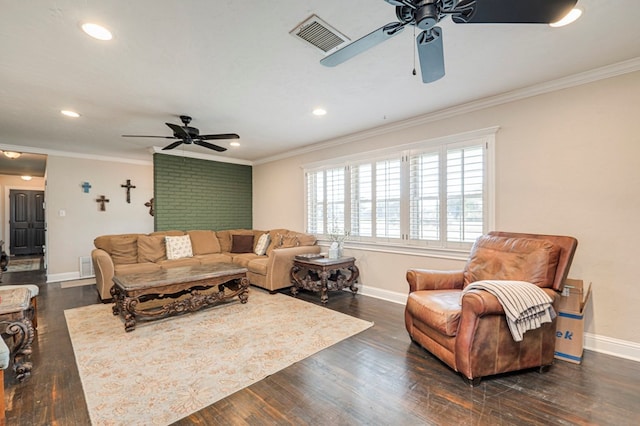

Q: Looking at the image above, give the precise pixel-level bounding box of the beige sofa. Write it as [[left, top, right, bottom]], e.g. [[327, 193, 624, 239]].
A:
[[91, 228, 320, 301]]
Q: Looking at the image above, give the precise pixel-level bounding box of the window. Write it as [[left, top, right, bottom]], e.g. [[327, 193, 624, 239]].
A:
[[305, 129, 495, 254]]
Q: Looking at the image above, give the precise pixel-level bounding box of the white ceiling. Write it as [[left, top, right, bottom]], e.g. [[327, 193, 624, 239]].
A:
[[1, 0, 639, 167]]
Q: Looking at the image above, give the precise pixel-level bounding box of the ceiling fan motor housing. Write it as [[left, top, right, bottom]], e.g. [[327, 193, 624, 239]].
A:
[[415, 0, 440, 30]]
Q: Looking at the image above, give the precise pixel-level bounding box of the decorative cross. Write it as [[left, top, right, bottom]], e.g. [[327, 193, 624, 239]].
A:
[[121, 179, 136, 203], [82, 182, 92, 193], [144, 198, 154, 217], [96, 195, 110, 211]]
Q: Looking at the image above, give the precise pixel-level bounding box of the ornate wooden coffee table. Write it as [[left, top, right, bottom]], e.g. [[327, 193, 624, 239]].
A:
[[290, 256, 359, 303], [111, 263, 249, 332]]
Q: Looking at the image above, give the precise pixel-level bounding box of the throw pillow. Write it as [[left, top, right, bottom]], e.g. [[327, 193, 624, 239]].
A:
[[254, 233, 271, 256], [165, 235, 193, 260], [231, 234, 254, 253]]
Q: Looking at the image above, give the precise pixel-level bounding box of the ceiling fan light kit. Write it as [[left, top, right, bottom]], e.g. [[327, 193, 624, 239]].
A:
[[122, 115, 239, 153], [321, 0, 579, 84]]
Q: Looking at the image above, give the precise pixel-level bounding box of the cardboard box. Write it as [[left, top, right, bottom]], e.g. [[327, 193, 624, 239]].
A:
[[555, 279, 592, 364]]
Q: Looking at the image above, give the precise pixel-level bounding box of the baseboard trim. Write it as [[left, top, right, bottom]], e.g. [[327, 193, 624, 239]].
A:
[[47, 271, 81, 283], [353, 285, 640, 363], [584, 333, 640, 363]]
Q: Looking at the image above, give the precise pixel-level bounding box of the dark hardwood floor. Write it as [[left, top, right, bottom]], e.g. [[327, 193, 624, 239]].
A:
[[3, 269, 640, 425]]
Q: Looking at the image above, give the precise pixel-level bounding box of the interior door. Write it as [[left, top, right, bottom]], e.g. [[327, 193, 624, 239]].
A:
[[10, 189, 45, 255]]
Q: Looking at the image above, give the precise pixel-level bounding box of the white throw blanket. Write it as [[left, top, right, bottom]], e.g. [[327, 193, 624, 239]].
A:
[[461, 280, 556, 342]]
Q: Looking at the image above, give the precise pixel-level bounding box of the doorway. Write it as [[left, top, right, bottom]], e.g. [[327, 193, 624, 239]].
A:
[[9, 189, 45, 255]]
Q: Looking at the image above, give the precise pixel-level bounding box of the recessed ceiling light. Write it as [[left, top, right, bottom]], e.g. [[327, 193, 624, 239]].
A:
[[313, 108, 327, 116], [21, 175, 33, 181], [81, 23, 113, 40], [230, 141, 240, 147], [3, 151, 22, 159], [550, 8, 582, 27], [61, 110, 80, 118]]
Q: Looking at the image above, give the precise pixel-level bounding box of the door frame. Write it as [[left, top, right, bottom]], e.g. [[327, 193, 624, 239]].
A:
[[4, 184, 46, 256]]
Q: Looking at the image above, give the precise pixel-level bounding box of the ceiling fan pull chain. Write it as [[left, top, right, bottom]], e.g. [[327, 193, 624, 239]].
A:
[[412, 24, 417, 76]]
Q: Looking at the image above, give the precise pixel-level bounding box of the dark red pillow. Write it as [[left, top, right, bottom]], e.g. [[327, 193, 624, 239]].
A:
[[231, 234, 254, 253]]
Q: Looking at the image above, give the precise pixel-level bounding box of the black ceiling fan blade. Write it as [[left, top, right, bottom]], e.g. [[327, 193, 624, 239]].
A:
[[451, 0, 578, 24], [162, 141, 184, 150], [122, 135, 176, 139], [320, 22, 407, 67], [165, 122, 191, 140], [199, 133, 240, 140], [194, 140, 227, 152], [416, 27, 445, 84]]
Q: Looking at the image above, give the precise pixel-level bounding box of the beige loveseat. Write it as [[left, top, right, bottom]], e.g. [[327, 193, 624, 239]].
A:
[[91, 228, 320, 301]]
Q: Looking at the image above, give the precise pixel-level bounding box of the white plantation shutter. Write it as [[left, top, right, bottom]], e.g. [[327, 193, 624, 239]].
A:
[[351, 163, 373, 237], [306, 170, 324, 234], [304, 129, 494, 253], [305, 167, 345, 235], [326, 167, 345, 234], [410, 151, 440, 241], [446, 145, 484, 243], [375, 158, 402, 239]]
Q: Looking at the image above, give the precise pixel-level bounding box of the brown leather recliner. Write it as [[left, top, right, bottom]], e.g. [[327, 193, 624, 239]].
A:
[[405, 231, 577, 385]]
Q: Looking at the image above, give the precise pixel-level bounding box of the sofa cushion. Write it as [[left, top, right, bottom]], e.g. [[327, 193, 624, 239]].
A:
[[110, 235, 138, 265], [195, 253, 233, 265], [165, 235, 193, 260], [232, 253, 262, 267], [137, 234, 166, 263], [158, 258, 200, 268], [114, 262, 162, 275], [254, 233, 270, 256], [188, 230, 221, 255], [247, 257, 269, 275], [266, 229, 300, 256], [463, 235, 560, 288], [406, 290, 462, 337], [231, 234, 254, 253]]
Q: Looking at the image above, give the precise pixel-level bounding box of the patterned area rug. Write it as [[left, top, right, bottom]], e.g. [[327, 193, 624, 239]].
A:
[[60, 278, 95, 289], [6, 257, 41, 272], [65, 289, 373, 425]]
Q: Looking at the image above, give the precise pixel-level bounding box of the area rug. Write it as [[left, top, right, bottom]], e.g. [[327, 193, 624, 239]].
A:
[[6, 257, 41, 272], [60, 278, 95, 289], [65, 290, 373, 425]]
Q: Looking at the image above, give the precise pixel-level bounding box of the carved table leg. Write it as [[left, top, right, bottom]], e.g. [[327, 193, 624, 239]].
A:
[[348, 265, 360, 294], [1, 319, 34, 382], [320, 270, 329, 304], [122, 297, 138, 332], [290, 265, 301, 296]]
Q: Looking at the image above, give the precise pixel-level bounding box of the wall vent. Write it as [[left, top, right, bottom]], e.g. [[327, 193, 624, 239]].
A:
[[290, 14, 350, 54], [79, 256, 94, 278]]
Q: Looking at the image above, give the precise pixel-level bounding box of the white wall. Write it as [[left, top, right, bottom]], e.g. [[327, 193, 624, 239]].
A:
[[253, 71, 640, 355], [45, 156, 153, 281]]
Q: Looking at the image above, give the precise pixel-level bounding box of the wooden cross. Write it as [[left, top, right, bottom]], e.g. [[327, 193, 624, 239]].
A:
[[82, 182, 92, 193], [121, 179, 136, 203], [144, 198, 154, 217], [96, 195, 110, 211]]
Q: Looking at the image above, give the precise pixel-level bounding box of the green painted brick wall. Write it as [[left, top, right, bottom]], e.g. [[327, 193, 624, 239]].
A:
[[153, 154, 252, 231]]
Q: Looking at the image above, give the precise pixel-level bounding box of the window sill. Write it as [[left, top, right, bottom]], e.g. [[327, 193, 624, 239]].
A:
[[317, 239, 471, 261]]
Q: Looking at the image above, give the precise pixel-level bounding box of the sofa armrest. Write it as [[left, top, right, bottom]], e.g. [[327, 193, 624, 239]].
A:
[[265, 245, 322, 291], [92, 248, 115, 301], [406, 269, 464, 292]]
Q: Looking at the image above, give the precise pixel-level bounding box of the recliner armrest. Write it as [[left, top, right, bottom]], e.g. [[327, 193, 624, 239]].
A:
[[406, 269, 464, 292]]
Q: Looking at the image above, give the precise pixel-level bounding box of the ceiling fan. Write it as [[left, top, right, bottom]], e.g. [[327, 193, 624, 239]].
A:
[[122, 115, 239, 152], [321, 0, 579, 83]]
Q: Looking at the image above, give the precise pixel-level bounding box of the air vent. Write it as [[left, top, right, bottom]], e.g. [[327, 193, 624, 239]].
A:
[[79, 256, 94, 278], [290, 14, 350, 54]]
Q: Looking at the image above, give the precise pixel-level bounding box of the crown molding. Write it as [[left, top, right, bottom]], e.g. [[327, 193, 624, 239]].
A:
[[0, 143, 153, 166], [150, 146, 253, 166], [254, 57, 640, 165]]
